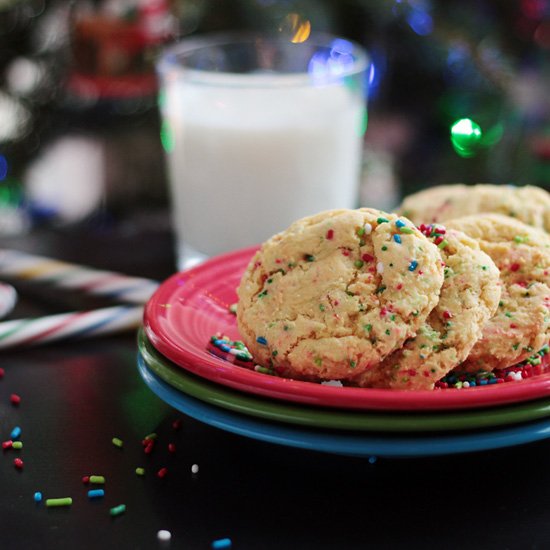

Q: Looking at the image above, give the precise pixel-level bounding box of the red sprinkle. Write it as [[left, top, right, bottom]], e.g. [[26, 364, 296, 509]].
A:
[[172, 419, 182, 430], [510, 323, 518, 329], [144, 441, 155, 455], [14, 458, 23, 469], [10, 394, 21, 406], [510, 263, 520, 272], [443, 310, 453, 319], [362, 253, 374, 262], [168, 443, 176, 453], [326, 229, 334, 240], [82, 475, 90, 484], [157, 467, 168, 479], [0, 367, 4, 378], [2, 440, 13, 449]]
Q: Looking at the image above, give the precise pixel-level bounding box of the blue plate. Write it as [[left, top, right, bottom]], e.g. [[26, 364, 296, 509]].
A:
[[137, 354, 550, 458]]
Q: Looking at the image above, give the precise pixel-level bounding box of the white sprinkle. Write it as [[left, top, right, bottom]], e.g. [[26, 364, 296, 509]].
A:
[[376, 261, 384, 274], [364, 223, 372, 235], [321, 380, 343, 387], [157, 530, 172, 542], [508, 371, 523, 382], [191, 464, 199, 474]]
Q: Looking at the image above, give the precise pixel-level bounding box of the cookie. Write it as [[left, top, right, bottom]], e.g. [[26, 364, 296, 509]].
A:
[[446, 214, 550, 371], [351, 226, 501, 390], [237, 208, 444, 381], [399, 184, 550, 232]]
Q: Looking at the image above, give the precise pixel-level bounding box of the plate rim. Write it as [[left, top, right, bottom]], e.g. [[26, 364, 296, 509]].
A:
[[143, 246, 550, 412], [138, 328, 550, 432], [137, 355, 550, 458]]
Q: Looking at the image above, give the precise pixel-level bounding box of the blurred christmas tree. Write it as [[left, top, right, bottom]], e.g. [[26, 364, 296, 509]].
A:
[[0, 0, 549, 229]]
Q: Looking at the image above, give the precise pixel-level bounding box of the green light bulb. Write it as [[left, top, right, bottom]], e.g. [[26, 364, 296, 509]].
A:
[[450, 118, 483, 158]]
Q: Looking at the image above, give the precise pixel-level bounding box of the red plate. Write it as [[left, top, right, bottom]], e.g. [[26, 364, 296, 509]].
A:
[[143, 246, 550, 411]]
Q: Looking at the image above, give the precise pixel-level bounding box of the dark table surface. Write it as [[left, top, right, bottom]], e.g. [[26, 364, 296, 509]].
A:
[[0, 224, 549, 550]]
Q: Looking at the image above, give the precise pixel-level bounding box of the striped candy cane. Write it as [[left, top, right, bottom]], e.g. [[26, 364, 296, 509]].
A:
[[0, 305, 144, 350], [0, 249, 159, 304]]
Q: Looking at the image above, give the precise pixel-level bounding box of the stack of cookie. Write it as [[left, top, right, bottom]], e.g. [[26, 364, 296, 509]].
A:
[[236, 184, 550, 390]]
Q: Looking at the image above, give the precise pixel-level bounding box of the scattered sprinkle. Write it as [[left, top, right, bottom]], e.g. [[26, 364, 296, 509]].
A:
[[393, 234, 402, 244], [46, 497, 72, 508], [33, 492, 42, 503], [191, 463, 199, 474], [157, 467, 168, 479], [89, 475, 105, 484], [408, 260, 418, 272], [377, 217, 389, 224], [82, 475, 90, 484], [376, 261, 384, 274], [109, 504, 126, 517], [87, 489, 105, 499], [354, 260, 364, 268], [135, 467, 145, 476], [10, 426, 21, 440], [168, 443, 176, 453], [13, 457, 23, 469], [320, 380, 343, 387], [10, 393, 21, 406], [228, 303, 238, 315], [326, 229, 334, 240], [157, 530, 172, 542], [112, 437, 123, 448], [256, 336, 267, 345], [2, 440, 13, 449], [12, 441, 22, 450], [212, 538, 232, 550], [172, 419, 182, 430], [304, 254, 315, 262]]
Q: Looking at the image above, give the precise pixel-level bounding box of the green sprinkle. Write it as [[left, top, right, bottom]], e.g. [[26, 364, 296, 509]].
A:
[[354, 260, 364, 268], [364, 324, 372, 332], [437, 239, 449, 249], [377, 217, 389, 224], [144, 433, 157, 441], [283, 325, 289, 331], [481, 265, 488, 270], [381, 245, 388, 251], [228, 303, 238, 314], [272, 350, 278, 357], [349, 360, 356, 368], [258, 290, 268, 298], [304, 254, 315, 262], [499, 301, 504, 307], [135, 467, 145, 476], [254, 365, 272, 374], [505, 312, 512, 318], [390, 314, 396, 321], [375, 285, 386, 294], [89, 475, 105, 484], [399, 227, 414, 234], [356, 227, 365, 236], [514, 235, 528, 243], [385, 329, 391, 335], [12, 441, 22, 449], [46, 498, 72, 508], [110, 504, 126, 517], [267, 278, 273, 284], [314, 357, 322, 367], [319, 304, 325, 312], [112, 437, 123, 448]]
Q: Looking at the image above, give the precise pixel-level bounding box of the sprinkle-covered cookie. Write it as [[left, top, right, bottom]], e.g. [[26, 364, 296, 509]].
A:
[[446, 214, 550, 371], [351, 226, 501, 390], [399, 184, 550, 232], [237, 208, 444, 381]]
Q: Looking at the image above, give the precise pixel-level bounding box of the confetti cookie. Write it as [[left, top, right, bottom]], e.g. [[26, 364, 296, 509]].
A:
[[351, 226, 501, 390], [446, 214, 550, 371], [236, 208, 445, 381], [399, 184, 550, 232]]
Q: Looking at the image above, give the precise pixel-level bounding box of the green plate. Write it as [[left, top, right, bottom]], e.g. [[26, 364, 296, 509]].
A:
[[138, 328, 550, 433]]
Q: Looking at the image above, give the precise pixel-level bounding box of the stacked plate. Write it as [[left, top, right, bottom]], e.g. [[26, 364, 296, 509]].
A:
[[139, 247, 550, 458]]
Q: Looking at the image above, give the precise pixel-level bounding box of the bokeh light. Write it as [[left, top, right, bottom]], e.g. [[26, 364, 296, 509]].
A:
[[450, 118, 483, 157], [0, 155, 8, 181], [279, 13, 311, 43]]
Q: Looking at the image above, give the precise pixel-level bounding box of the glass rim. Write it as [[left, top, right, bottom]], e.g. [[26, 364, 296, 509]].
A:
[[156, 31, 370, 88]]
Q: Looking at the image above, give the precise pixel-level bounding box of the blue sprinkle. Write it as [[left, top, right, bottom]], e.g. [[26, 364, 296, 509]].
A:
[[256, 336, 267, 345], [393, 234, 402, 244], [395, 219, 406, 228], [408, 260, 418, 272], [212, 538, 232, 549], [87, 489, 105, 499], [488, 378, 497, 384], [219, 344, 231, 352], [10, 426, 21, 440], [368, 455, 378, 464], [469, 381, 476, 387], [479, 379, 488, 385], [34, 492, 43, 503]]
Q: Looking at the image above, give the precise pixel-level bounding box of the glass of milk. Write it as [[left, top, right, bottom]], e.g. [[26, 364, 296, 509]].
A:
[[157, 32, 369, 270]]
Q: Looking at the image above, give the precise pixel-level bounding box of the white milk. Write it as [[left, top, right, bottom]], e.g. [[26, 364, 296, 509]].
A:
[[162, 74, 366, 265]]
